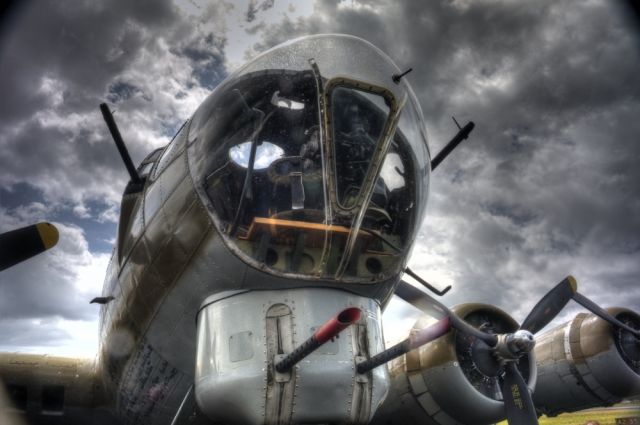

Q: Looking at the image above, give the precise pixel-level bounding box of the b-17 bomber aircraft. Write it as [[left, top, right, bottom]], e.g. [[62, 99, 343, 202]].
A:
[[0, 34, 638, 425]]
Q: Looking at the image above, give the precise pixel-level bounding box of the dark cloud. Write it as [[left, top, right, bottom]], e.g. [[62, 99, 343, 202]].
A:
[[245, 0, 276, 23], [179, 32, 227, 89], [247, 0, 259, 22], [1, 0, 639, 354], [250, 0, 640, 322], [107, 81, 147, 104], [0, 0, 230, 353], [0, 0, 228, 208]]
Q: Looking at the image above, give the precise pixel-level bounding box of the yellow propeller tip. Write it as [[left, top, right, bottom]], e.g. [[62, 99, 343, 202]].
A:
[[36, 222, 59, 250], [566, 275, 578, 293]]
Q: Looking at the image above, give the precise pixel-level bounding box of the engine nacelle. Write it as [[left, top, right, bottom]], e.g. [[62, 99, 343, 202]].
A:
[[533, 307, 640, 416], [372, 303, 536, 425]]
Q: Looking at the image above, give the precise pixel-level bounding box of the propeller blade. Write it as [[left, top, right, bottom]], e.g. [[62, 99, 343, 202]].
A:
[[395, 280, 498, 346], [572, 292, 640, 337], [520, 276, 577, 334], [501, 362, 538, 425], [395, 280, 448, 319], [0, 223, 59, 271]]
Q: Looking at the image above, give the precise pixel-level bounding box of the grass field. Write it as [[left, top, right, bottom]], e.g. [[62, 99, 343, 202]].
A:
[[496, 404, 640, 425]]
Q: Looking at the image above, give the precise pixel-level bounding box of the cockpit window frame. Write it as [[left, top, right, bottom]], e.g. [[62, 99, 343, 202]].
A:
[[322, 77, 404, 278], [323, 77, 401, 215]]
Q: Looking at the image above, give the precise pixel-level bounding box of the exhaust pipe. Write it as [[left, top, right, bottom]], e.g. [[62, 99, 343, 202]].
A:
[[275, 307, 362, 373]]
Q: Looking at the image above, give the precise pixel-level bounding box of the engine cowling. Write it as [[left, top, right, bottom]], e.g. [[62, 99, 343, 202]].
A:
[[533, 307, 640, 416], [372, 303, 536, 425]]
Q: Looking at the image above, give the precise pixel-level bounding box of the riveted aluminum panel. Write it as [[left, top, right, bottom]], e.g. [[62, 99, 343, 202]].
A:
[[161, 152, 187, 194], [127, 236, 153, 284], [117, 193, 142, 264], [195, 288, 389, 425], [117, 338, 191, 425], [143, 205, 173, 259], [143, 177, 163, 226], [143, 152, 191, 251], [370, 358, 453, 425], [121, 201, 144, 262], [126, 281, 153, 332], [173, 201, 211, 255], [154, 122, 188, 181], [228, 331, 255, 362], [161, 176, 197, 231], [408, 371, 428, 396], [117, 264, 136, 309], [415, 390, 440, 415], [143, 232, 237, 375]]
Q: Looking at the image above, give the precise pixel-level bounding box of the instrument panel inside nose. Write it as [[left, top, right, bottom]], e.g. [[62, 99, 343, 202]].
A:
[[236, 216, 396, 276]]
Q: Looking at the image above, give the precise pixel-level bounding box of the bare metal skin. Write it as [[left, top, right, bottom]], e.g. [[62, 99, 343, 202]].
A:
[[1, 35, 638, 425]]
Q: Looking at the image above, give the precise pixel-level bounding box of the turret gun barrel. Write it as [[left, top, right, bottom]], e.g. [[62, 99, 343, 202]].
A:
[[275, 307, 362, 373], [431, 121, 475, 171], [99, 103, 143, 186], [356, 317, 450, 374]]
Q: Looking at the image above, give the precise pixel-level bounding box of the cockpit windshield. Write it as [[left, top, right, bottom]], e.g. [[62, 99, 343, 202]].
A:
[[187, 34, 430, 283], [330, 84, 391, 209]]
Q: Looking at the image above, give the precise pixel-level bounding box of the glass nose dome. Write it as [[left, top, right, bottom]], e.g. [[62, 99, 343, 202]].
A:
[[187, 34, 430, 283]]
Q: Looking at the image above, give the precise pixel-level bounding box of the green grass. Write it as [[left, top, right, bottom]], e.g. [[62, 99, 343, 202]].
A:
[[496, 404, 640, 425]]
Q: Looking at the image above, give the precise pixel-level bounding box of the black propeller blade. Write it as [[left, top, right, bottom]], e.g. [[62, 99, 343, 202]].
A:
[[395, 275, 584, 425], [395, 273, 638, 425], [396, 280, 498, 346], [520, 276, 577, 334], [572, 292, 640, 337], [519, 275, 639, 337], [501, 362, 538, 425], [0, 222, 59, 271]]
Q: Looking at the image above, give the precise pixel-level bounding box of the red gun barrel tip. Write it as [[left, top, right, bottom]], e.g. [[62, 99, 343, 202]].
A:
[[337, 307, 362, 324]]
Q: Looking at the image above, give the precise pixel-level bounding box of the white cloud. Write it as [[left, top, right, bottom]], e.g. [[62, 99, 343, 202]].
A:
[[0, 208, 109, 355]]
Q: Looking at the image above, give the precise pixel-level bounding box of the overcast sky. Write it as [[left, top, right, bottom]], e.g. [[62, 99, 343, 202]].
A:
[[0, 0, 638, 357]]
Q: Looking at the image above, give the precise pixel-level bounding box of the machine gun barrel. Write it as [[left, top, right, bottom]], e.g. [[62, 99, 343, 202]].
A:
[[99, 103, 142, 185], [275, 307, 361, 373], [431, 121, 475, 171], [357, 317, 450, 374]]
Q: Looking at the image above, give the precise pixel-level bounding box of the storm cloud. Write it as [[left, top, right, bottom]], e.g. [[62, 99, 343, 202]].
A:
[[247, 0, 640, 324], [0, 0, 639, 353]]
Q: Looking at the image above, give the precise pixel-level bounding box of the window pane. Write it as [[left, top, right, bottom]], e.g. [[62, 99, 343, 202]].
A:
[[331, 86, 390, 209]]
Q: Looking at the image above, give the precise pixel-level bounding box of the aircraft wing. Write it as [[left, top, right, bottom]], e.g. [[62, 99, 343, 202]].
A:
[[0, 352, 119, 425]]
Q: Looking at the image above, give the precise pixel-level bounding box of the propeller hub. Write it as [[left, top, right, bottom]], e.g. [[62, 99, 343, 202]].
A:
[[495, 330, 536, 361], [509, 330, 536, 353]]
